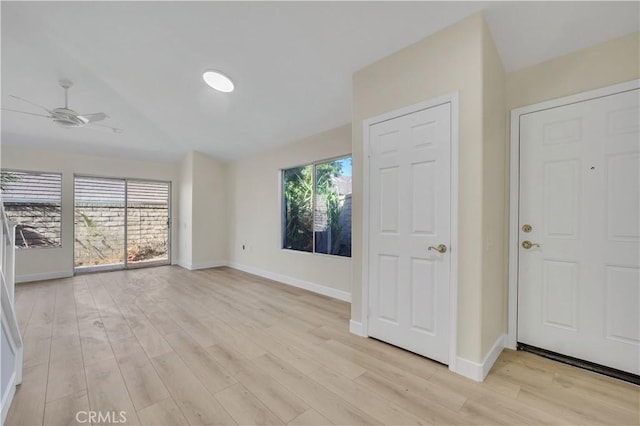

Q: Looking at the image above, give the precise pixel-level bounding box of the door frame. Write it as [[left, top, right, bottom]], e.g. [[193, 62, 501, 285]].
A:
[[360, 91, 460, 371], [506, 79, 640, 350]]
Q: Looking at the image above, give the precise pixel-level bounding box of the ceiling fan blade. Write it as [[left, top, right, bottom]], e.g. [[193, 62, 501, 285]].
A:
[[79, 112, 108, 124], [9, 95, 53, 113], [89, 122, 124, 133], [1, 108, 51, 119]]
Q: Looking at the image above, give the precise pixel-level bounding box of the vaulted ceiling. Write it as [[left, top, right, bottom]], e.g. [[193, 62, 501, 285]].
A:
[[2, 2, 638, 162]]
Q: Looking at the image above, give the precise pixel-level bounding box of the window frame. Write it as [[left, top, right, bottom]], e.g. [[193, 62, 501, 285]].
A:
[[281, 154, 352, 258], [0, 168, 63, 250]]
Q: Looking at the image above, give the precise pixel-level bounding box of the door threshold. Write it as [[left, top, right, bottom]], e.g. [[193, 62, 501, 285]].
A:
[[74, 261, 170, 275], [517, 343, 640, 385], [126, 260, 170, 269], [75, 264, 125, 274]]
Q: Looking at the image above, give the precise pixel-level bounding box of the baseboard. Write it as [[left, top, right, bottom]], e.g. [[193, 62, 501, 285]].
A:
[[16, 270, 73, 283], [349, 320, 365, 337], [453, 334, 505, 382], [178, 260, 228, 270], [228, 262, 351, 302]]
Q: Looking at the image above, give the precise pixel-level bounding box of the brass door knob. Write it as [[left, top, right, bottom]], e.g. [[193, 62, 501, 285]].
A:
[[428, 244, 447, 254], [521, 240, 540, 249]]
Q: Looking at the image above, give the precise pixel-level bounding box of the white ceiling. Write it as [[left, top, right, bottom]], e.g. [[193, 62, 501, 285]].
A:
[[2, 1, 638, 163]]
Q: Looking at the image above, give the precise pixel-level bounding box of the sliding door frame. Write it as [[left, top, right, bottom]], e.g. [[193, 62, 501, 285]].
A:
[[73, 174, 172, 273]]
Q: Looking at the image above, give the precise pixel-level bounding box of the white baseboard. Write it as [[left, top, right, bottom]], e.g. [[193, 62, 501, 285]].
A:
[[16, 270, 73, 283], [228, 262, 351, 302], [453, 334, 505, 382], [349, 320, 365, 337], [178, 260, 228, 270]]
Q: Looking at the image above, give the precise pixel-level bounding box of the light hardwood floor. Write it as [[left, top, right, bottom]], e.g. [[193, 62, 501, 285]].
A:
[[6, 266, 639, 426]]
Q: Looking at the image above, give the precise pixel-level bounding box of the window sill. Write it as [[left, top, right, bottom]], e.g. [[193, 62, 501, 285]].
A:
[[281, 248, 351, 260]]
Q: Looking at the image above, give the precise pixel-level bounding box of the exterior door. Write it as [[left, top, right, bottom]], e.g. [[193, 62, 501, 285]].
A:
[[368, 102, 451, 364], [518, 89, 639, 375], [74, 177, 171, 272]]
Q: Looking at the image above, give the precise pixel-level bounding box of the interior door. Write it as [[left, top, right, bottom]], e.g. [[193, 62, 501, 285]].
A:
[[368, 102, 451, 364], [518, 89, 639, 375]]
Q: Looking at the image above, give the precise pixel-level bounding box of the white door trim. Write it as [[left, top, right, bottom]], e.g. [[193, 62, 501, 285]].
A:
[[360, 91, 459, 372], [507, 79, 640, 350]]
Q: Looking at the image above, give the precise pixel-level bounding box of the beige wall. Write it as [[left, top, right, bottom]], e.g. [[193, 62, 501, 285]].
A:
[[351, 18, 638, 366], [192, 152, 229, 265], [228, 124, 352, 297], [480, 19, 507, 357], [179, 152, 194, 265], [178, 151, 229, 268], [1, 145, 179, 282], [352, 14, 489, 362], [501, 31, 639, 347], [507, 32, 640, 109]]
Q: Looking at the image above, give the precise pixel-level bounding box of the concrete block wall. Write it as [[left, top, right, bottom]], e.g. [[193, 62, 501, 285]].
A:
[[74, 203, 168, 266]]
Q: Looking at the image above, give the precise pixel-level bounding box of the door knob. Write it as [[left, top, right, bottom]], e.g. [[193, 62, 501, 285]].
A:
[[428, 244, 447, 254], [521, 240, 540, 250]]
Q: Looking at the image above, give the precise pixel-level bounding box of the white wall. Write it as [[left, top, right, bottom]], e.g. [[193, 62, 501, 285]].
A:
[[1, 145, 179, 282], [228, 125, 352, 301]]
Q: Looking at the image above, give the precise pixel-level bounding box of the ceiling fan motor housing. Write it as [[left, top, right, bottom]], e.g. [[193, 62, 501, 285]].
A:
[[51, 107, 88, 127]]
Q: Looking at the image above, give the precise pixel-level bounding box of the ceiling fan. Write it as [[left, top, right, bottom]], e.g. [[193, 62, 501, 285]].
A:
[[2, 79, 123, 133]]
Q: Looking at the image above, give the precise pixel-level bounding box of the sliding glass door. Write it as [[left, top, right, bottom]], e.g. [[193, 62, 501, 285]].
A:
[[126, 180, 170, 268], [74, 176, 170, 272], [74, 177, 126, 271]]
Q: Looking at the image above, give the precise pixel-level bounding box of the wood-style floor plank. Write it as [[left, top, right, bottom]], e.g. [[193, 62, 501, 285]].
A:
[[252, 353, 380, 425], [84, 357, 140, 425], [287, 409, 333, 426], [234, 362, 309, 423], [43, 390, 90, 426], [214, 383, 282, 426], [307, 367, 424, 425], [136, 398, 189, 426], [5, 363, 49, 426], [6, 266, 639, 426], [150, 351, 237, 425]]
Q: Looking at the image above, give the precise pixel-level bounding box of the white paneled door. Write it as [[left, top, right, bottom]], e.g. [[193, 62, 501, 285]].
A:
[[518, 89, 640, 375], [368, 102, 451, 364]]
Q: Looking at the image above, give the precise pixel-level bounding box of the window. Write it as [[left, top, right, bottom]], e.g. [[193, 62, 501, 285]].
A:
[[282, 156, 352, 257], [0, 170, 62, 248]]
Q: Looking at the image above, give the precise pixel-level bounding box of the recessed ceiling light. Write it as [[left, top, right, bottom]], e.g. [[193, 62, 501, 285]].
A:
[[202, 70, 234, 93]]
